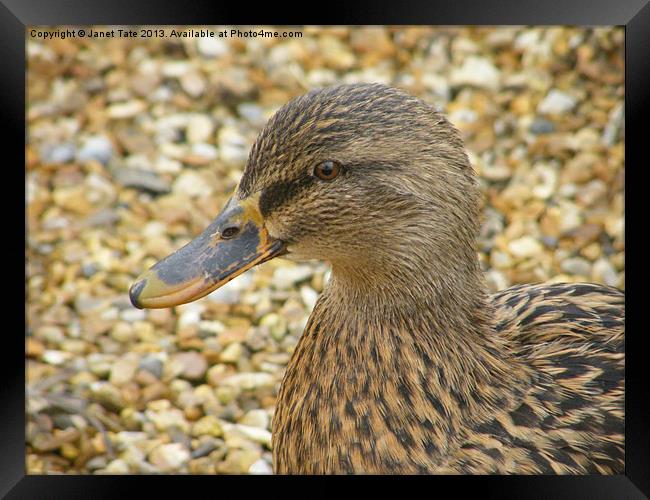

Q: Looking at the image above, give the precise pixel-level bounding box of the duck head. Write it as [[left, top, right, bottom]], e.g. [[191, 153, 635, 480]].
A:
[[130, 83, 483, 309]]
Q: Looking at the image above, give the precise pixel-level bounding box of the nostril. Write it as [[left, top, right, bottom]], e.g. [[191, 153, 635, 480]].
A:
[[220, 225, 241, 239]]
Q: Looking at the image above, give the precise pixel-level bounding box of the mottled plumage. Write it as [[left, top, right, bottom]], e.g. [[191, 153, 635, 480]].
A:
[[252, 85, 624, 474], [133, 83, 625, 474]]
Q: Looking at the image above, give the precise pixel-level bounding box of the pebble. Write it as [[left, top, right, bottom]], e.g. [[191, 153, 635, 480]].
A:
[[41, 143, 76, 164], [112, 167, 171, 194], [107, 100, 146, 119], [272, 265, 314, 289], [172, 351, 208, 381], [173, 171, 214, 198], [560, 257, 592, 276], [537, 89, 577, 114], [239, 409, 269, 429], [42, 350, 72, 366], [218, 127, 249, 164], [77, 135, 113, 165], [221, 372, 275, 390], [259, 313, 288, 341], [139, 355, 164, 379], [450, 56, 501, 90], [120, 308, 146, 322], [592, 258, 619, 287], [186, 115, 214, 144], [197, 37, 229, 58], [191, 415, 224, 438], [109, 353, 140, 386], [508, 236, 543, 258], [220, 342, 245, 363], [149, 443, 190, 472], [234, 424, 272, 447], [299, 285, 319, 310], [249, 458, 273, 474], [529, 118, 556, 135], [145, 405, 189, 433]]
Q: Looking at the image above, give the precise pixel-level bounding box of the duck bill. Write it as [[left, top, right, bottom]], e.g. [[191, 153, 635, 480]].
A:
[[129, 193, 285, 309]]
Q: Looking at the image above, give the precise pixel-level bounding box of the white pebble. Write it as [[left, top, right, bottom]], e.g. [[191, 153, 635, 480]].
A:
[[538, 89, 577, 114]]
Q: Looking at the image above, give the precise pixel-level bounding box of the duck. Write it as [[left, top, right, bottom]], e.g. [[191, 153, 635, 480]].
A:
[[129, 83, 625, 474]]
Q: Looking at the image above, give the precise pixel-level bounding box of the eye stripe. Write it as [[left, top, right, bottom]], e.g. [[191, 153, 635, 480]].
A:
[[259, 175, 315, 217]]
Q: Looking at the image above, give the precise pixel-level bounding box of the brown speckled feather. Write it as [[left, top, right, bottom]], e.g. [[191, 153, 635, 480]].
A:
[[273, 282, 624, 474], [228, 83, 625, 474]]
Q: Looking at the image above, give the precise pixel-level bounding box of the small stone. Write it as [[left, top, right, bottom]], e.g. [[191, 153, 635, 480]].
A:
[[26, 337, 45, 358], [110, 322, 135, 343], [221, 372, 275, 390], [481, 163, 512, 182], [485, 269, 510, 291], [172, 351, 208, 381], [218, 449, 262, 474], [218, 127, 248, 164], [249, 458, 273, 474], [109, 353, 140, 386], [173, 171, 214, 198], [239, 409, 269, 429], [186, 115, 214, 144], [90, 381, 126, 409], [102, 459, 130, 474], [180, 72, 206, 98], [529, 118, 556, 135], [41, 143, 76, 164], [237, 103, 265, 125], [77, 135, 113, 165], [259, 313, 287, 341], [149, 443, 190, 472], [537, 89, 577, 114], [197, 37, 229, 58], [531, 164, 558, 200], [87, 353, 117, 378], [139, 356, 164, 379], [113, 167, 171, 194], [272, 265, 314, 289], [120, 307, 147, 323], [145, 406, 189, 433], [508, 236, 543, 258], [42, 350, 72, 366], [592, 258, 619, 287], [191, 415, 224, 438], [560, 257, 592, 276], [576, 180, 607, 207], [177, 303, 204, 329], [233, 423, 272, 447], [450, 56, 501, 90], [220, 342, 245, 363], [206, 280, 243, 305], [107, 100, 146, 119], [36, 325, 65, 344], [300, 285, 319, 310], [86, 456, 108, 471]]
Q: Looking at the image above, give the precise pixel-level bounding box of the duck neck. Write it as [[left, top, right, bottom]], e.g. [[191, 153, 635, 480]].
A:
[[322, 262, 529, 409], [274, 261, 531, 472]]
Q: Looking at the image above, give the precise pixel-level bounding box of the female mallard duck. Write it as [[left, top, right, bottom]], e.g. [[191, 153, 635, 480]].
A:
[[129, 83, 624, 474]]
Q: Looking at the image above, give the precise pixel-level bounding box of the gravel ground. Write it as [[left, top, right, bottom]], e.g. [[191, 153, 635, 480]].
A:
[[26, 26, 624, 474]]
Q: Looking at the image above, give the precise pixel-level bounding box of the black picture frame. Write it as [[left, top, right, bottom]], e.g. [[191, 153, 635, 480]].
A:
[[7, 1, 649, 497]]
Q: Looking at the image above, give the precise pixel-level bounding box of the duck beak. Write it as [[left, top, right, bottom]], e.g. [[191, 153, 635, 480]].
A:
[[129, 192, 285, 309]]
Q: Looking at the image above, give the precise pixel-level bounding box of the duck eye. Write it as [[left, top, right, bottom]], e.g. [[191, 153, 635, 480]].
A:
[[314, 160, 341, 181]]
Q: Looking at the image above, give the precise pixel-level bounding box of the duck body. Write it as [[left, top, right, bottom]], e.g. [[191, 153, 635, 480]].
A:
[[273, 282, 624, 474], [130, 83, 625, 474]]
